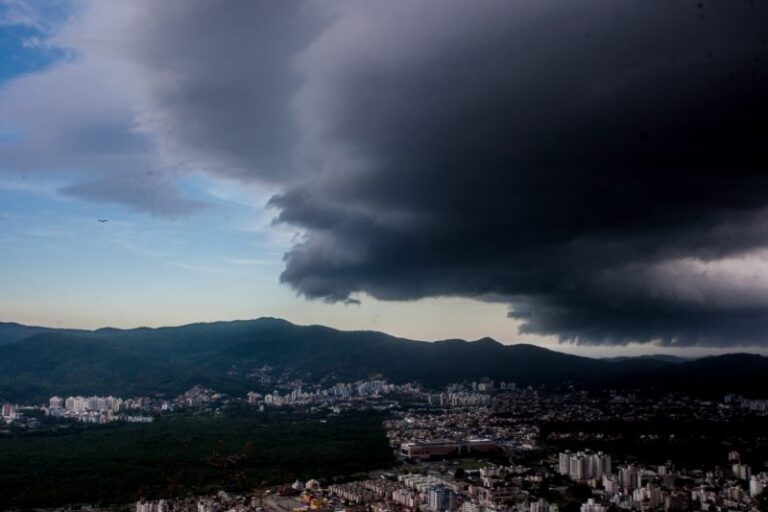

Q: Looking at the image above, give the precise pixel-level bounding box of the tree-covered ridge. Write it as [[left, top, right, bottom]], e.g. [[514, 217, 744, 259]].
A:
[[0, 318, 767, 402]]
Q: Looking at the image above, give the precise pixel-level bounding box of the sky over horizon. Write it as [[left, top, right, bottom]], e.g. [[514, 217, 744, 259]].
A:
[[1, 0, 767, 356]]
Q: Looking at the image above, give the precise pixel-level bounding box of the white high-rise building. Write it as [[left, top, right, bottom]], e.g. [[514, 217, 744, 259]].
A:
[[1, 403, 16, 420], [558, 451, 612, 481], [618, 465, 639, 490], [427, 485, 454, 512], [750, 473, 768, 497], [733, 463, 751, 481]]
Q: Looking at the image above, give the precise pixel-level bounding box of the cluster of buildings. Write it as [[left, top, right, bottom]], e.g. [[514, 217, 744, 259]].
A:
[[137, 491, 260, 512], [385, 408, 539, 455], [312, 463, 563, 512], [1, 403, 17, 423], [246, 379, 421, 411], [445, 381, 517, 393], [122, 381, 768, 512], [556, 450, 768, 512], [174, 385, 224, 408], [133, 458, 768, 512], [0, 402, 47, 431], [293, 453, 768, 512], [420, 381, 521, 409], [250, 467, 561, 512], [48, 394, 155, 424], [3, 379, 426, 434], [558, 450, 612, 481], [390, 477, 455, 511], [50, 394, 123, 413], [428, 393, 494, 408], [724, 394, 768, 412], [4, 386, 238, 433], [5, 376, 768, 512]]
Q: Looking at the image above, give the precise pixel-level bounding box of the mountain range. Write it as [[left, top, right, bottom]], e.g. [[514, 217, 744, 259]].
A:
[[1, 318, 766, 402]]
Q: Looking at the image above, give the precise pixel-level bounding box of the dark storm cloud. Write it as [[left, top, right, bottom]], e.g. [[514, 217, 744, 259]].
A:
[[5, 0, 768, 346], [118, 0, 319, 183], [272, 0, 768, 345]]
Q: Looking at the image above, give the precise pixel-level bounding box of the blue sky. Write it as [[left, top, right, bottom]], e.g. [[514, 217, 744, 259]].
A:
[[0, 3, 66, 84], [0, 168, 543, 347], [1, 1, 766, 357]]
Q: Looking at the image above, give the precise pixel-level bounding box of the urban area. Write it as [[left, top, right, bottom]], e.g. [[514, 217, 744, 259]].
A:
[[2, 375, 768, 512]]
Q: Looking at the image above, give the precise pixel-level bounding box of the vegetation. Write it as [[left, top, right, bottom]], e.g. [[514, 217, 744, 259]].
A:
[[0, 410, 394, 509], [457, 459, 491, 470], [1, 318, 768, 402]]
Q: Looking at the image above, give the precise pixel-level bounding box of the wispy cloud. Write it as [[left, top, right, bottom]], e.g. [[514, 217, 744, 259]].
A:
[[170, 261, 261, 278]]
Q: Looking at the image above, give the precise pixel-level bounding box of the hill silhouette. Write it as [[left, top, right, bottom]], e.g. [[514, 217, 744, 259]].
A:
[[0, 318, 766, 402]]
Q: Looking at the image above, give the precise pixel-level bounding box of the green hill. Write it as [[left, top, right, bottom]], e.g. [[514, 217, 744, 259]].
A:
[[0, 318, 766, 402]]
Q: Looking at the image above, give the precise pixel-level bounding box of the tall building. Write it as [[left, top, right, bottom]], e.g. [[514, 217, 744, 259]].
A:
[[733, 463, 751, 481], [602, 476, 619, 494], [750, 473, 768, 497], [595, 453, 611, 478], [618, 465, 639, 490], [570, 456, 589, 480], [632, 484, 663, 509], [1, 403, 16, 420], [558, 451, 612, 481], [427, 485, 454, 512]]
